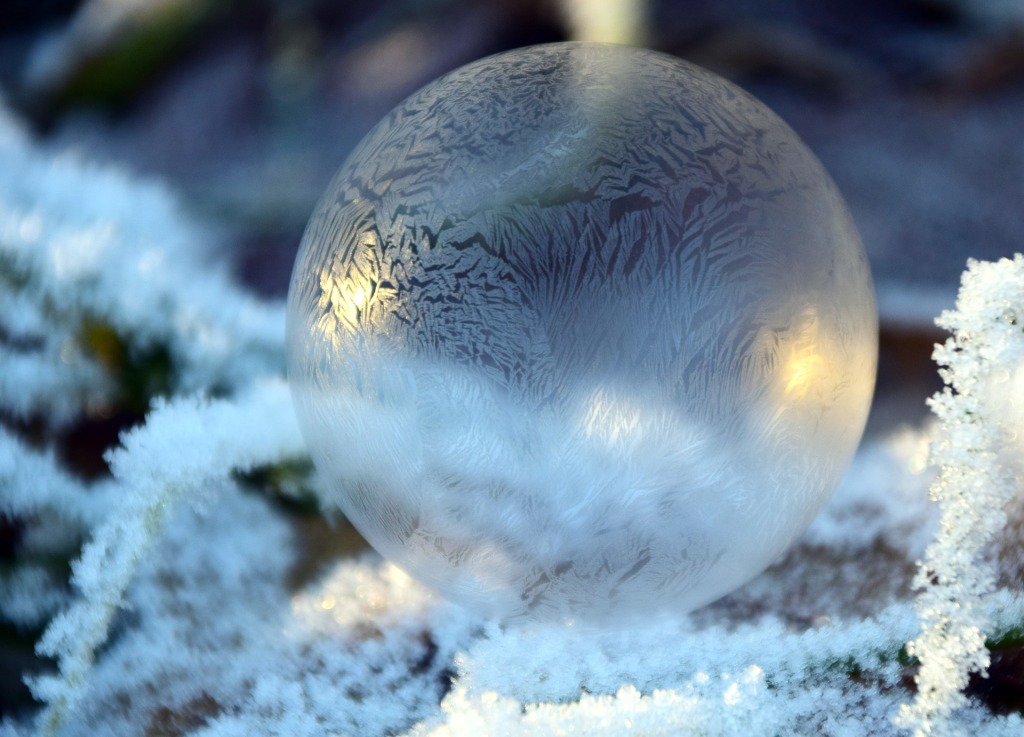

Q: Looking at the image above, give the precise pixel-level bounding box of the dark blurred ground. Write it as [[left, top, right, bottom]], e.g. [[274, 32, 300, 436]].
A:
[[2, 0, 1023, 422]]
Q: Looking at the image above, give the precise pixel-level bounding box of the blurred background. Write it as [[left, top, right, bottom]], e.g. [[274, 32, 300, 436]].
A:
[[4, 0, 1023, 440], [3, 0, 1024, 423], [1, 0, 1023, 432]]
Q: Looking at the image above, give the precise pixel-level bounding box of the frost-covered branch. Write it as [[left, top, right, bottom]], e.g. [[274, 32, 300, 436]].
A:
[[0, 427, 110, 528], [897, 255, 1024, 737], [0, 100, 301, 735], [0, 428, 114, 629], [30, 381, 303, 737], [0, 106, 283, 423]]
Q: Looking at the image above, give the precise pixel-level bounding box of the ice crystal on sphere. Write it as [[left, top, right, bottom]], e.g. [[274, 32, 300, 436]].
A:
[[287, 43, 877, 625]]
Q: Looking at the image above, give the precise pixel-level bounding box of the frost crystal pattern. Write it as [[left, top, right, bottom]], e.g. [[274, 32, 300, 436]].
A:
[[287, 43, 877, 624]]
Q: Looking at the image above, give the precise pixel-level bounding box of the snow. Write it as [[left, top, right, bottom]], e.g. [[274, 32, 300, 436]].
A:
[[0, 94, 1022, 737], [897, 256, 1024, 737]]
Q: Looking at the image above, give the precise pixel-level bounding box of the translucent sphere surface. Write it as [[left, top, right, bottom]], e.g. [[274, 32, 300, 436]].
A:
[[287, 43, 877, 624]]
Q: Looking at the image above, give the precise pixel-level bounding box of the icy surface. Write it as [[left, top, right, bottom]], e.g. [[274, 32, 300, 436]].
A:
[[287, 43, 878, 624]]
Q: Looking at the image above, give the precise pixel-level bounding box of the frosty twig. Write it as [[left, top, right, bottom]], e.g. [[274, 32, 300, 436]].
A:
[[897, 255, 1024, 737]]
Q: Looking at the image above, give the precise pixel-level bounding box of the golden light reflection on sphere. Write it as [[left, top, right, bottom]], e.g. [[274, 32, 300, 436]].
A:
[[287, 43, 877, 625]]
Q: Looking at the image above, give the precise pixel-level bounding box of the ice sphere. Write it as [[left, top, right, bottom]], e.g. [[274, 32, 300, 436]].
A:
[[287, 43, 877, 625]]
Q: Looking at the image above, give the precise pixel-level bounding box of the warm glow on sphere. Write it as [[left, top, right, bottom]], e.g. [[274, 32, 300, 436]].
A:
[[287, 43, 877, 625]]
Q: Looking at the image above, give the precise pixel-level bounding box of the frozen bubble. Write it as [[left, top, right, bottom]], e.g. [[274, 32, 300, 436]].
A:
[[287, 43, 877, 625]]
